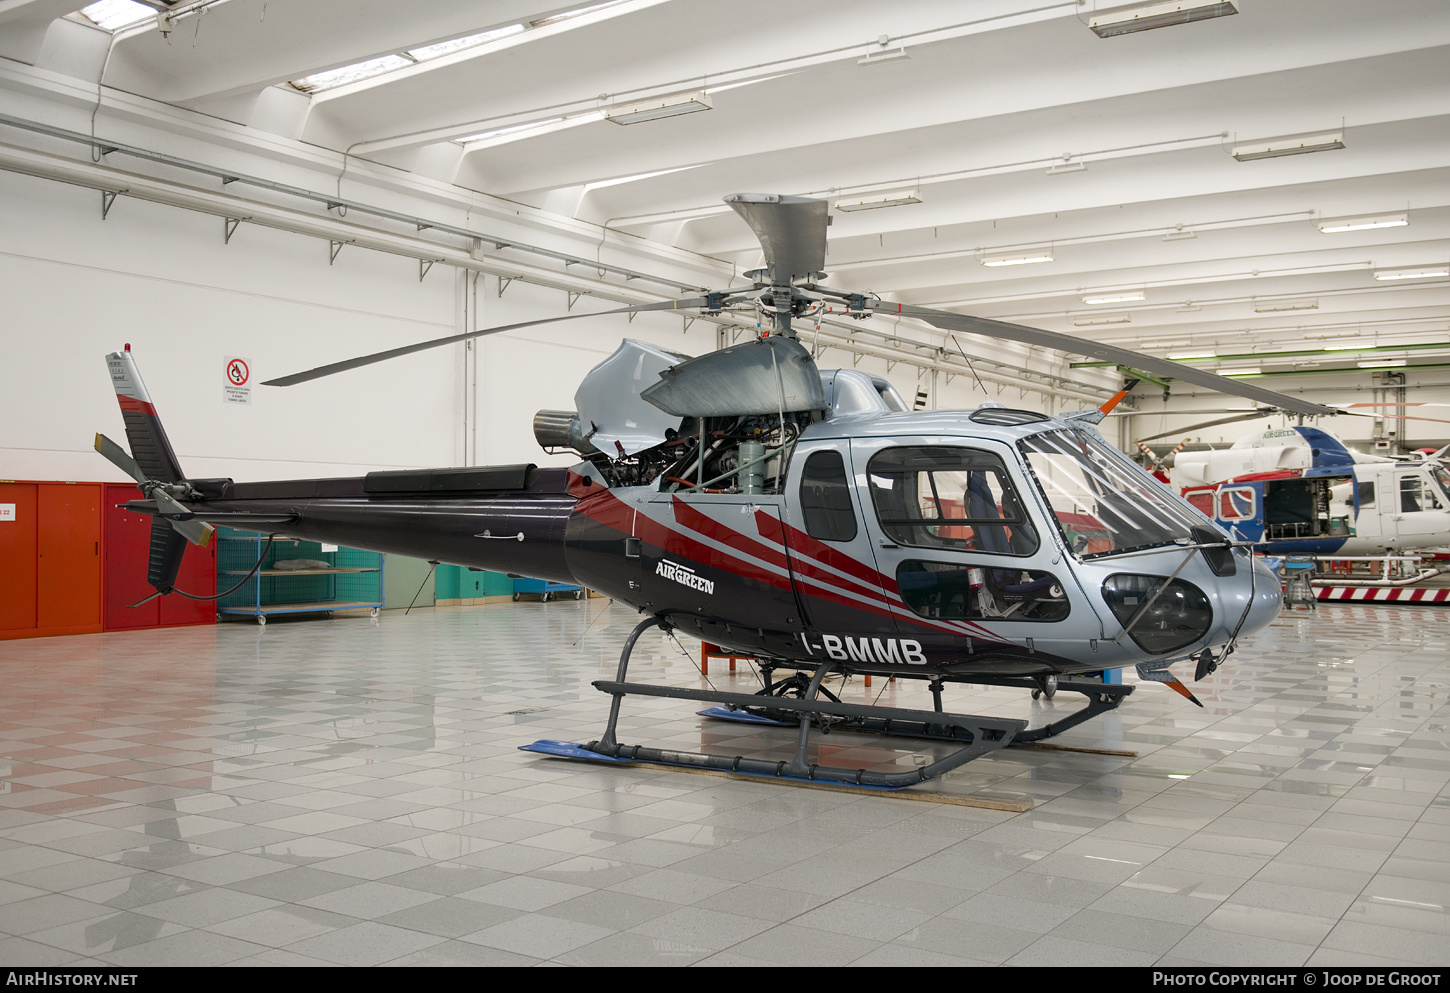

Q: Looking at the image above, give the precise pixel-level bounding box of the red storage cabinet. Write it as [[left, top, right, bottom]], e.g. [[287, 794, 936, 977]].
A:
[[0, 480, 214, 640]]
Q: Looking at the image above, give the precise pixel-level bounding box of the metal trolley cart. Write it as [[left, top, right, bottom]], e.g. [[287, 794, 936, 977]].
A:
[[216, 528, 384, 624]]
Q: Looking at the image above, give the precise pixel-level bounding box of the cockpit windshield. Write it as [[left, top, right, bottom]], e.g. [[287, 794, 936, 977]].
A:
[[1020, 429, 1205, 559], [1431, 464, 1450, 506]]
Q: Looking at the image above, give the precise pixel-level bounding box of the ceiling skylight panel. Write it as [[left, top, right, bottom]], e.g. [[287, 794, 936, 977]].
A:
[[77, 0, 157, 31], [406, 24, 526, 61], [290, 55, 415, 93], [530, 1, 628, 28]]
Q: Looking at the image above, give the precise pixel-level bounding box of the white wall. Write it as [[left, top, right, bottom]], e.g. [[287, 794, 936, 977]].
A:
[[2, 169, 461, 481], [0, 163, 1102, 489]]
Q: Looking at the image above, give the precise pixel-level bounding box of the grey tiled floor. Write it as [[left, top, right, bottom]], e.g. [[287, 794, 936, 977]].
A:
[[1, 599, 1448, 966]]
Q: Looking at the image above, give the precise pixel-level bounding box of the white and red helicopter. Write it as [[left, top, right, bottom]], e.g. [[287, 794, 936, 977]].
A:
[[1136, 420, 1450, 558]]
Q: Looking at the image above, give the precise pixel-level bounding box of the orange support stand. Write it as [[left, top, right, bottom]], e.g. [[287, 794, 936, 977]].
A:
[[700, 641, 746, 674]]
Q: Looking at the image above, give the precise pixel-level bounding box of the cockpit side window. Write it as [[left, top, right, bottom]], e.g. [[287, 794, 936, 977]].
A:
[[867, 447, 1038, 555], [1402, 476, 1423, 513], [1433, 465, 1450, 506], [800, 451, 857, 542]]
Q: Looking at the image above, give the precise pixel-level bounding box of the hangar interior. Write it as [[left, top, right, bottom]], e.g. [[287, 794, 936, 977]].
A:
[[1, 0, 1449, 968]]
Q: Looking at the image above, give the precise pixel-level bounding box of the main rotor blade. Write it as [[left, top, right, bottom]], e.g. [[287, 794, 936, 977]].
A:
[[95, 433, 146, 484], [264, 297, 709, 387], [1336, 402, 1450, 410], [892, 304, 1339, 417], [1137, 412, 1276, 444], [1334, 409, 1450, 427]]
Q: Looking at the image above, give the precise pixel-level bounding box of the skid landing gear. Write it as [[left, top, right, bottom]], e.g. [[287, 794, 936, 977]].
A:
[[521, 617, 1126, 790], [702, 673, 1131, 748]]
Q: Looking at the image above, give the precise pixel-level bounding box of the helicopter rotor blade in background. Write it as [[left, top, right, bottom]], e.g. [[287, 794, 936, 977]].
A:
[[264, 297, 711, 387], [1135, 412, 1278, 444], [888, 303, 1340, 417]]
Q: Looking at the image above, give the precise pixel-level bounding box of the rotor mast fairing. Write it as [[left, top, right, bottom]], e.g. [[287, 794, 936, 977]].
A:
[[723, 193, 830, 339]]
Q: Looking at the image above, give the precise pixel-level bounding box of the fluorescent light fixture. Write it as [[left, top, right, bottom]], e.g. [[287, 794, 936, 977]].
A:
[[1323, 343, 1366, 350], [980, 252, 1054, 267], [1089, 1, 1237, 38], [1222, 367, 1262, 376], [1233, 132, 1344, 161], [1169, 351, 1216, 359], [1046, 160, 1087, 175], [1254, 300, 1318, 313], [1163, 229, 1196, 241], [1373, 266, 1449, 281], [1359, 359, 1406, 368], [835, 190, 922, 212], [406, 24, 526, 61], [78, 0, 155, 31], [604, 91, 712, 125], [1073, 315, 1132, 326], [1317, 213, 1408, 234], [531, 1, 627, 27], [1083, 291, 1146, 305], [858, 47, 910, 66], [1176, 304, 1202, 313]]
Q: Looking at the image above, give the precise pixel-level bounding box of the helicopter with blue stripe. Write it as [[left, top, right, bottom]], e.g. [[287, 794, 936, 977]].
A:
[[1169, 425, 1450, 556]]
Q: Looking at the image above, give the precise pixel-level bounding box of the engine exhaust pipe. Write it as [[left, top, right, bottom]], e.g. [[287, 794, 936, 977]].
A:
[[533, 410, 598, 455]]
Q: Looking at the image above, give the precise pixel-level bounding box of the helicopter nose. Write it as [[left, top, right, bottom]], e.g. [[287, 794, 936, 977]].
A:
[[1236, 555, 1283, 636]]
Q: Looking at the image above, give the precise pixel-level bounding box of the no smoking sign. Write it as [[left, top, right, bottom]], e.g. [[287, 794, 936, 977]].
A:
[[224, 356, 252, 405]]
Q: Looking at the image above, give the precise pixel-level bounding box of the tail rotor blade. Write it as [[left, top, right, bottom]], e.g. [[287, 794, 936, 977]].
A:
[[95, 433, 146, 484], [152, 490, 215, 548], [264, 297, 710, 387]]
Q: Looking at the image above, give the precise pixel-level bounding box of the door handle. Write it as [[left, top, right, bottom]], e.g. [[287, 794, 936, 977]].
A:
[[878, 540, 898, 549]]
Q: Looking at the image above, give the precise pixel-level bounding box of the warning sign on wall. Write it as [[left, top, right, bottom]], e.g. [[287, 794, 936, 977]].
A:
[[224, 356, 251, 405]]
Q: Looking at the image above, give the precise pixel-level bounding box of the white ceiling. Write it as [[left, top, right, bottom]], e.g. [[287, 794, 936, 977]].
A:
[[4, 0, 1449, 382]]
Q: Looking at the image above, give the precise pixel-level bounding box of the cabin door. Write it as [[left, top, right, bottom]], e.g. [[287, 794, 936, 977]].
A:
[[775, 439, 901, 662]]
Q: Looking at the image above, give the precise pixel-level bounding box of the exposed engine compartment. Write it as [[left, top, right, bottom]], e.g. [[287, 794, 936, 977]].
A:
[[533, 337, 908, 493]]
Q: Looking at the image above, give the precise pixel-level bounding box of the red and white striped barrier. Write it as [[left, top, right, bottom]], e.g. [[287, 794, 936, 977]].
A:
[[1317, 586, 1450, 603]]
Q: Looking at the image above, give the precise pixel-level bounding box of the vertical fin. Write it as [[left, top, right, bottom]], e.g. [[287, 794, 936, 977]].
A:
[[106, 346, 185, 484], [147, 516, 187, 594]]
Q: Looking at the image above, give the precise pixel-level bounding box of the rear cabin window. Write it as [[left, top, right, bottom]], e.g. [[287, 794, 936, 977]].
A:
[[799, 451, 857, 542], [866, 447, 1037, 555]]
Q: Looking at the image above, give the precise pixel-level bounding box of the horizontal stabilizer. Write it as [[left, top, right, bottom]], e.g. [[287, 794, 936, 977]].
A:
[[121, 500, 296, 529]]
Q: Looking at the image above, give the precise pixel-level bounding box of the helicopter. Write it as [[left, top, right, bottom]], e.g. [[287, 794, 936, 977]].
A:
[[96, 193, 1338, 792], [1164, 425, 1450, 557]]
